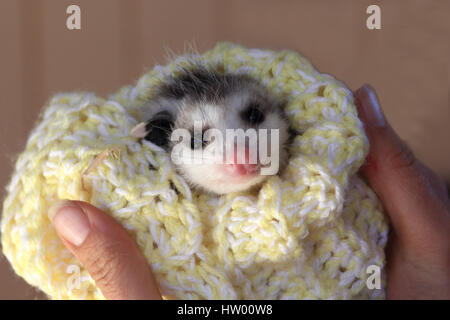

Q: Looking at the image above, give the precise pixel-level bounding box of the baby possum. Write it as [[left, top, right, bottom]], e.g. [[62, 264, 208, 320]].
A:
[[132, 65, 291, 194]]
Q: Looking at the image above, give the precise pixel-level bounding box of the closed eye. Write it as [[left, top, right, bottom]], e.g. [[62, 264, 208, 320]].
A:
[[144, 111, 173, 147], [241, 103, 265, 125]]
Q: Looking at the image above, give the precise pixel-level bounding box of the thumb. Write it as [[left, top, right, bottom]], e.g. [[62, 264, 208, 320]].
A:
[[48, 200, 161, 300], [354, 85, 449, 248]]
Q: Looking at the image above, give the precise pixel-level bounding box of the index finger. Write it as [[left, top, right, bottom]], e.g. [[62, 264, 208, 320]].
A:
[[354, 85, 450, 251]]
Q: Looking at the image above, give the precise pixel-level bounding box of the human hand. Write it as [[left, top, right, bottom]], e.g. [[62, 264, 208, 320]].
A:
[[49, 200, 162, 300], [354, 85, 450, 299]]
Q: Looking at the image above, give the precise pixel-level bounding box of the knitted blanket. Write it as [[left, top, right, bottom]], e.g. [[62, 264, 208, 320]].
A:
[[1, 43, 388, 299]]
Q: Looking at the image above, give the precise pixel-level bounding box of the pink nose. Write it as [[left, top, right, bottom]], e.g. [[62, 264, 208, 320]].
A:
[[224, 163, 260, 176], [223, 145, 260, 176]]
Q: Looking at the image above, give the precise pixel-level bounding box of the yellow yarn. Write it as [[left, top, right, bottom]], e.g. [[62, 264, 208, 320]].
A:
[[1, 43, 388, 299]]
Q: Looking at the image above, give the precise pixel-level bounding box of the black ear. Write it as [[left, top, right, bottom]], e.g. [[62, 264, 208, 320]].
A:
[[144, 111, 174, 147]]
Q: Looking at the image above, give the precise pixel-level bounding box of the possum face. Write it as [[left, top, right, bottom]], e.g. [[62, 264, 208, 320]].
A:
[[135, 66, 290, 194]]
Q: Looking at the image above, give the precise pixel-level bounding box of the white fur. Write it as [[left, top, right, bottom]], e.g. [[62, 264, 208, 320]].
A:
[[169, 93, 289, 194]]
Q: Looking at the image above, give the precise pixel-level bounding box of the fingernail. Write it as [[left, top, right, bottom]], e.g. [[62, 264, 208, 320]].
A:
[[356, 84, 386, 127], [49, 200, 90, 246]]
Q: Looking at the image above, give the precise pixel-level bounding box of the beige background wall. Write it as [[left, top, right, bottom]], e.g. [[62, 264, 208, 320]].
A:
[[0, 0, 448, 299]]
